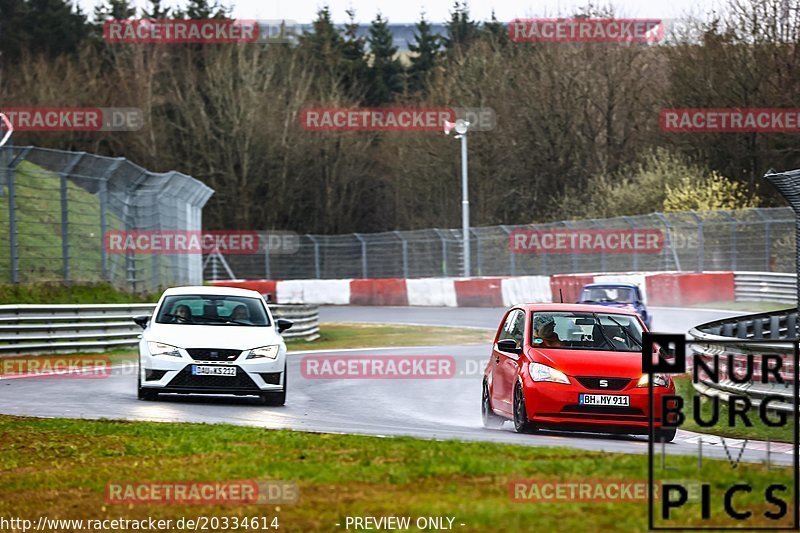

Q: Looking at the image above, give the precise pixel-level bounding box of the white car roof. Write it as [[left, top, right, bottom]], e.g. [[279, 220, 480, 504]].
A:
[[160, 285, 264, 298]]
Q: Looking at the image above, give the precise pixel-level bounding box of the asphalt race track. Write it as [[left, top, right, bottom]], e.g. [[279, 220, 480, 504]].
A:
[[0, 305, 793, 466]]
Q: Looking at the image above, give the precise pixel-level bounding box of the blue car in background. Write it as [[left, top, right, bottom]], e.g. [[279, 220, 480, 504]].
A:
[[577, 282, 651, 329]]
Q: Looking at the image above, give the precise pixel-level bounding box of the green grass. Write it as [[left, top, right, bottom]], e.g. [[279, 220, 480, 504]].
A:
[[0, 161, 109, 282], [675, 377, 794, 442], [0, 160, 162, 286], [0, 415, 793, 532], [288, 322, 491, 350], [0, 281, 157, 304]]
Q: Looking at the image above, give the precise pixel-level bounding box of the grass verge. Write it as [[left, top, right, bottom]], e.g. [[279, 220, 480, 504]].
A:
[[0, 282, 157, 304], [675, 377, 794, 442], [289, 322, 491, 351], [0, 415, 793, 532]]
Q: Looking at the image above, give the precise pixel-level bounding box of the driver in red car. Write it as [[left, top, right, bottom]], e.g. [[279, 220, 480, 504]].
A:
[[535, 316, 563, 348]]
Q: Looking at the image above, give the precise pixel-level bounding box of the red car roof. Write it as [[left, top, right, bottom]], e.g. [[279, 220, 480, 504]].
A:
[[514, 303, 639, 315]]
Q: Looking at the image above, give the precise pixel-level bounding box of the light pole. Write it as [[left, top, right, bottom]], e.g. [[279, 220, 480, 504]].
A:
[[445, 119, 471, 277]]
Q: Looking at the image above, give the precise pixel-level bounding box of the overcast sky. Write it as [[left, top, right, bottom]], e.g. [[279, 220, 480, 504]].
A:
[[77, 0, 725, 23]]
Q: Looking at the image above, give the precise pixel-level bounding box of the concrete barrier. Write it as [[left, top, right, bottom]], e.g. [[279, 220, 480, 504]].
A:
[[454, 278, 504, 307], [212, 271, 743, 308], [350, 278, 409, 306]]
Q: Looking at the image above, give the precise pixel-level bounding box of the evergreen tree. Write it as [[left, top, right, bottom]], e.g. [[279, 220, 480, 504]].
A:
[[407, 13, 441, 95], [340, 9, 370, 101], [481, 10, 507, 46], [366, 13, 403, 105], [444, 1, 479, 52], [185, 0, 230, 20], [142, 0, 171, 19], [93, 0, 135, 20], [90, 0, 135, 45], [7, 0, 90, 61], [0, 0, 30, 63], [299, 7, 345, 75]]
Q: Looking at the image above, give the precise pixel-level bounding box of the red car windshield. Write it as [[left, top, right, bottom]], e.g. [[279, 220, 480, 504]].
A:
[[531, 312, 643, 352]]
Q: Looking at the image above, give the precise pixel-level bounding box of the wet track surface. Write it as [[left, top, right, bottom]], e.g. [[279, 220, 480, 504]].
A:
[[0, 306, 793, 465]]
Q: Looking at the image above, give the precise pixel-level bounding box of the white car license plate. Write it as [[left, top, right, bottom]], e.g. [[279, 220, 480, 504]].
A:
[[192, 365, 236, 376], [580, 394, 630, 407]]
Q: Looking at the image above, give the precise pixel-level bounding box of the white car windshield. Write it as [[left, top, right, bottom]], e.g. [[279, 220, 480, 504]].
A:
[[531, 312, 643, 352], [155, 295, 270, 326]]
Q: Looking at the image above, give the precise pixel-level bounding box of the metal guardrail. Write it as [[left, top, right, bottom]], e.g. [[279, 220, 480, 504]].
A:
[[0, 303, 320, 354], [270, 304, 320, 342], [689, 308, 797, 412], [734, 271, 797, 304]]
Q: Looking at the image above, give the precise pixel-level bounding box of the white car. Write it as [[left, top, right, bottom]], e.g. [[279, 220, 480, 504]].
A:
[[135, 286, 292, 405]]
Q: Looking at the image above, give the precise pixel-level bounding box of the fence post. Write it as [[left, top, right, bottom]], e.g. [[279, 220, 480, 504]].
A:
[[433, 228, 448, 276], [7, 154, 18, 283], [753, 208, 772, 272], [590, 219, 608, 273], [99, 182, 109, 281], [307, 235, 321, 279], [559, 221, 574, 274], [501, 225, 516, 276], [58, 154, 84, 282], [688, 212, 704, 272], [99, 158, 123, 282], [471, 229, 481, 276], [394, 231, 409, 278], [654, 212, 681, 271], [6, 147, 31, 283], [623, 216, 639, 272], [722, 210, 737, 271], [355, 233, 367, 279], [264, 231, 271, 280]]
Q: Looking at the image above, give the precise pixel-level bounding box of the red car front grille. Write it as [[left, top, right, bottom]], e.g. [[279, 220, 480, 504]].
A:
[[575, 376, 631, 391]]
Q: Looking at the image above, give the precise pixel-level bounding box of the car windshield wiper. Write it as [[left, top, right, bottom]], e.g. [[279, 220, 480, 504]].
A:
[[604, 315, 643, 349], [591, 313, 617, 351], [162, 313, 193, 323]]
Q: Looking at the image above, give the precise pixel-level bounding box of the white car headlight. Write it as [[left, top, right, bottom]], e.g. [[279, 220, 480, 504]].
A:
[[637, 373, 669, 388], [530, 362, 570, 384], [147, 341, 181, 358], [246, 345, 279, 360]]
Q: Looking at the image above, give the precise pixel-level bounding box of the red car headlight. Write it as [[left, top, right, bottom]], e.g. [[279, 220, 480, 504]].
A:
[[530, 362, 570, 384], [637, 373, 669, 387]]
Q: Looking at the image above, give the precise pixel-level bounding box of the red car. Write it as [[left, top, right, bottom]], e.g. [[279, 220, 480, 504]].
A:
[[482, 303, 677, 442]]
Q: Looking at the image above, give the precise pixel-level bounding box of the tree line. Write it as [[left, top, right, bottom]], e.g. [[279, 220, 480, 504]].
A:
[[1, 0, 799, 233]]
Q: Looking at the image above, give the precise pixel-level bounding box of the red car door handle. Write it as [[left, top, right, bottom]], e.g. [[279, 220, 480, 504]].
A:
[[495, 356, 500, 363]]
